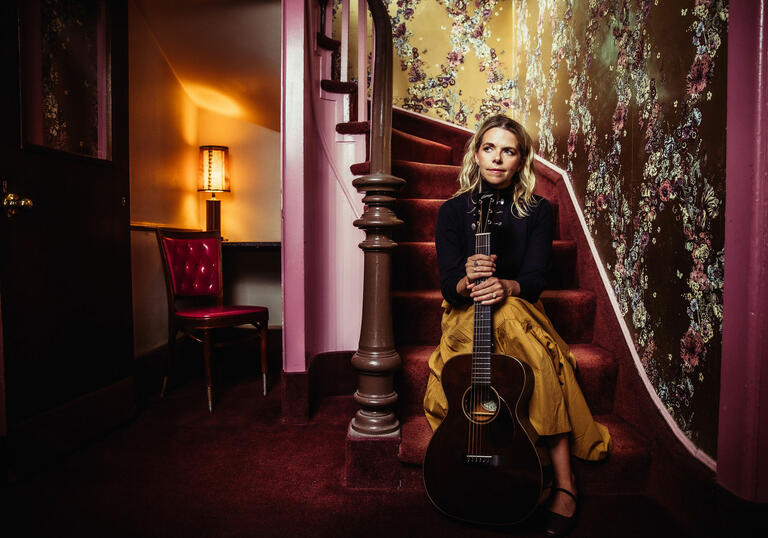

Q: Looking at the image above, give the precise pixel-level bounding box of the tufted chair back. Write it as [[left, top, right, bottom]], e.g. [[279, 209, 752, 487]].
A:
[[157, 230, 224, 311], [161, 236, 221, 297], [155, 228, 270, 410]]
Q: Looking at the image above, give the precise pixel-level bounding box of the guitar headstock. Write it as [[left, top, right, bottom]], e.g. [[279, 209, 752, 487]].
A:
[[476, 190, 502, 234]]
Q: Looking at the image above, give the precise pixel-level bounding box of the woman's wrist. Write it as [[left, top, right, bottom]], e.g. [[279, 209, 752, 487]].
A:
[[501, 279, 520, 298], [457, 275, 470, 297]]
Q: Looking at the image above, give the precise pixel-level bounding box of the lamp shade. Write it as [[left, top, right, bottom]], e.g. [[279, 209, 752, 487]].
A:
[[198, 145, 230, 192]]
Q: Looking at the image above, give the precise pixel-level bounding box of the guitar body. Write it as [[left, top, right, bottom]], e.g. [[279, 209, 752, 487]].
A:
[[423, 352, 543, 525]]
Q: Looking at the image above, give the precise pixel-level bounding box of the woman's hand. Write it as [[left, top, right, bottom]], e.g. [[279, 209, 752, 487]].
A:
[[456, 254, 520, 304], [457, 254, 496, 297], [468, 276, 521, 305], [465, 254, 497, 282]]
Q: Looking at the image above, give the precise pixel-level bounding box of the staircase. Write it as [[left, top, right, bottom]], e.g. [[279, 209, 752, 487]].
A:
[[312, 0, 652, 498], [327, 106, 649, 495], [304, 3, 721, 532]]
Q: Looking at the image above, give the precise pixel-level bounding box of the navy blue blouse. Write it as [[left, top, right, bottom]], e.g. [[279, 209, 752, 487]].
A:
[[435, 184, 553, 306]]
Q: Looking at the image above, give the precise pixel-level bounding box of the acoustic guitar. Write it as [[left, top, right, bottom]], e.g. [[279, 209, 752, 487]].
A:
[[423, 190, 544, 525]]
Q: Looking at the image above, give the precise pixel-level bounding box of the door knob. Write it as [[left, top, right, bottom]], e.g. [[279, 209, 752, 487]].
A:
[[3, 192, 34, 218]]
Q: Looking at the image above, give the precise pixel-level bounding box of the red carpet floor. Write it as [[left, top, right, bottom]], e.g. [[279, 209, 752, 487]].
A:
[[4, 372, 691, 538]]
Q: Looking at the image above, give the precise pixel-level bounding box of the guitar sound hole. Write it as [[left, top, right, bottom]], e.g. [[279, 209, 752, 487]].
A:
[[461, 386, 501, 424]]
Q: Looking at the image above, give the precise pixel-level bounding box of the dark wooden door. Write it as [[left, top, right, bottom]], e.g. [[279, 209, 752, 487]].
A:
[[0, 0, 132, 454]]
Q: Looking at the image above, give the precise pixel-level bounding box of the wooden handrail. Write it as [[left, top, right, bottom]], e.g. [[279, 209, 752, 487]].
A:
[[366, 0, 392, 175]]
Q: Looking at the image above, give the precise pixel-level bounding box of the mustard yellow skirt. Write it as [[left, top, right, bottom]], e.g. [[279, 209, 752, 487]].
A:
[[423, 297, 612, 461]]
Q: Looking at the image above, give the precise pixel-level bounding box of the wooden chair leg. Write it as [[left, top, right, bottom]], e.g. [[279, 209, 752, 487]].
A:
[[259, 325, 268, 396], [162, 326, 177, 397], [203, 330, 213, 412]]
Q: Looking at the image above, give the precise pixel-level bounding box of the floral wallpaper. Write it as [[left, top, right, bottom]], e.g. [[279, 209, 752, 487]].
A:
[[22, 0, 106, 158], [384, 0, 728, 457]]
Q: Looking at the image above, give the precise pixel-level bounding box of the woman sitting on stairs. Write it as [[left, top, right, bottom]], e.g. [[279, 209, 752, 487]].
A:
[[423, 114, 612, 537]]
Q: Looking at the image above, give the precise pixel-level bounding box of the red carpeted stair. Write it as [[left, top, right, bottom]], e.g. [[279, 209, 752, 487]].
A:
[[341, 108, 652, 496]]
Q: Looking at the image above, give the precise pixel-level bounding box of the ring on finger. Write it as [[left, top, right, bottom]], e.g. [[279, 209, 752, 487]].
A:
[[492, 292, 497, 299]]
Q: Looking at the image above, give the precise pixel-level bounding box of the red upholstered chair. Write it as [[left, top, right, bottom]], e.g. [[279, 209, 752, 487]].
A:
[[157, 229, 269, 411]]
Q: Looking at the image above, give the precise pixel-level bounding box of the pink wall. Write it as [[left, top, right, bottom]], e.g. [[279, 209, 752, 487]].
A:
[[281, 0, 367, 374], [718, 0, 768, 503], [281, 0, 307, 373]]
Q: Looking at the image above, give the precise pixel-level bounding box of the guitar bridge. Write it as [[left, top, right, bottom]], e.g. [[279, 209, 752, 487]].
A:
[[465, 454, 499, 466]]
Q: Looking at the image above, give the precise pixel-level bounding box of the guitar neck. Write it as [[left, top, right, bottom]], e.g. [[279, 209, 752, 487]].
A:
[[473, 232, 491, 386]]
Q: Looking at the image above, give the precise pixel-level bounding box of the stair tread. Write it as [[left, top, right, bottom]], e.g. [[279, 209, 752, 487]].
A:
[[393, 108, 472, 164], [393, 288, 594, 300], [397, 412, 651, 494], [398, 342, 614, 366], [395, 159, 461, 171], [336, 121, 369, 135], [394, 198, 562, 242], [398, 412, 649, 455], [352, 159, 461, 174], [540, 288, 595, 300], [393, 129, 455, 166], [393, 128, 452, 150], [321, 79, 357, 94], [393, 289, 595, 345], [393, 289, 441, 299], [590, 414, 649, 456], [396, 342, 617, 416], [395, 239, 575, 248], [316, 32, 341, 51], [401, 413, 650, 463]]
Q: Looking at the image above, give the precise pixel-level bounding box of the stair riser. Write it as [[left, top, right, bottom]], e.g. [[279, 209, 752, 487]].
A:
[[392, 241, 577, 291], [397, 415, 650, 496], [393, 108, 471, 164], [393, 295, 443, 347], [540, 291, 595, 344], [393, 293, 594, 346], [394, 198, 561, 243], [392, 199, 441, 243], [395, 357, 431, 417], [394, 162, 460, 199], [395, 344, 616, 419], [393, 130, 453, 165], [572, 455, 650, 495]]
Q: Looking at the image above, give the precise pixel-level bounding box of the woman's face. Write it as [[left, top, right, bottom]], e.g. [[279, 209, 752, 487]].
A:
[[473, 127, 524, 190]]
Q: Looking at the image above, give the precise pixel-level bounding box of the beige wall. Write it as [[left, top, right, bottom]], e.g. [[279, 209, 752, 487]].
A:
[[129, 1, 199, 228], [129, 1, 282, 356], [196, 109, 281, 243], [197, 109, 282, 326]]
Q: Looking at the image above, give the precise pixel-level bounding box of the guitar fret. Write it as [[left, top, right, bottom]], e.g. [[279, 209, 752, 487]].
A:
[[471, 230, 493, 386]]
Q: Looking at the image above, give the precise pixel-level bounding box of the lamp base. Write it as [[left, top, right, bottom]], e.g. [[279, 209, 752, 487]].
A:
[[206, 198, 221, 233]]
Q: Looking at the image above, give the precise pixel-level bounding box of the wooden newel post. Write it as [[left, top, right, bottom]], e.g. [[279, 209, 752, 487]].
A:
[[349, 174, 405, 436], [347, 0, 402, 440], [344, 0, 404, 487]]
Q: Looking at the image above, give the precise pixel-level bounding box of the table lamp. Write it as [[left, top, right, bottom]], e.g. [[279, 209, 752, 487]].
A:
[[198, 145, 230, 233]]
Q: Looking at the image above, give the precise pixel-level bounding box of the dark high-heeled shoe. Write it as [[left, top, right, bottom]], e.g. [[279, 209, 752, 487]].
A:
[[544, 487, 578, 537]]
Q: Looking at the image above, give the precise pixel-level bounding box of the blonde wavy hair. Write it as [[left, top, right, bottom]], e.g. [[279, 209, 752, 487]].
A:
[[455, 115, 537, 217]]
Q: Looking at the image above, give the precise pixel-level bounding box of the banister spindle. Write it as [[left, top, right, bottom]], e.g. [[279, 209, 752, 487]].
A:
[[341, 0, 349, 82], [357, 0, 367, 122]]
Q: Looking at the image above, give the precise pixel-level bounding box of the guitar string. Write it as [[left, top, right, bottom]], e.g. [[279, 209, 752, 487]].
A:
[[471, 204, 482, 458], [471, 205, 492, 459]]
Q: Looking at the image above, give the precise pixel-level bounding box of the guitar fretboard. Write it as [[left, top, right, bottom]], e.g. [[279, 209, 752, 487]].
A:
[[472, 232, 491, 386]]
